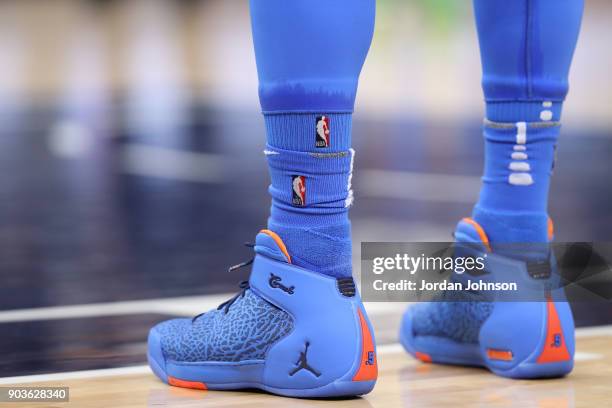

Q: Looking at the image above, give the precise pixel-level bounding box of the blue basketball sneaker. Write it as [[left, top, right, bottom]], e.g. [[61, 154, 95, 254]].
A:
[[400, 218, 574, 379], [148, 229, 377, 397]]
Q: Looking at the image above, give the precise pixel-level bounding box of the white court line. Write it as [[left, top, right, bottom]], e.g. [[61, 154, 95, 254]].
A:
[[0, 344, 426, 385], [357, 169, 481, 204], [121, 147, 482, 204], [0, 366, 151, 385], [0, 296, 405, 324], [574, 351, 604, 361], [121, 144, 227, 183], [376, 344, 604, 362], [0, 294, 232, 323], [0, 338, 603, 385], [575, 324, 612, 338], [377, 343, 405, 355]]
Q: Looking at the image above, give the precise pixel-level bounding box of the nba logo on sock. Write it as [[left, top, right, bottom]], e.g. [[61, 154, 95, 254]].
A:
[[292, 175, 306, 206], [315, 116, 330, 148]]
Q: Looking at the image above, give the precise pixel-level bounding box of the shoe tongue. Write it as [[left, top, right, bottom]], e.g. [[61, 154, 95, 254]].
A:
[[255, 229, 292, 264]]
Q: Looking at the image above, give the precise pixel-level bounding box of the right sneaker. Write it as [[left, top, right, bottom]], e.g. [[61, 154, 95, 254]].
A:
[[400, 217, 574, 379], [148, 229, 378, 398]]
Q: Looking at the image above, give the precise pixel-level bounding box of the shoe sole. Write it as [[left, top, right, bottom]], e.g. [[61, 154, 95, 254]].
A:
[[399, 308, 574, 379], [148, 351, 375, 398]]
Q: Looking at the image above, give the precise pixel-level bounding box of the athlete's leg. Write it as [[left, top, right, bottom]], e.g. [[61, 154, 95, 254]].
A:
[[252, 0, 375, 278], [472, 0, 584, 243], [148, 0, 378, 397], [401, 0, 584, 379]]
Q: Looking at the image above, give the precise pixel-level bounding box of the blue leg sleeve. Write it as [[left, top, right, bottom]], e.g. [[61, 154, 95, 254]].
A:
[[474, 0, 584, 122], [250, 0, 375, 113]]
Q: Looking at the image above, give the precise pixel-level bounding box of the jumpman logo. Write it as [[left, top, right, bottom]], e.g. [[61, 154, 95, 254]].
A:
[[289, 342, 321, 377]]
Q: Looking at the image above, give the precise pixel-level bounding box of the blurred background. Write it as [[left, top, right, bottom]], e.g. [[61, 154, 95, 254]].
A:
[[0, 0, 611, 377]]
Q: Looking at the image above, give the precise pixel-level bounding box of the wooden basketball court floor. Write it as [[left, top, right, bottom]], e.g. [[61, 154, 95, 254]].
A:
[[2, 304, 610, 408]]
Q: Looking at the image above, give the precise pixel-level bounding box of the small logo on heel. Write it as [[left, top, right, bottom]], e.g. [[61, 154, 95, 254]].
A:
[[537, 298, 571, 363], [269, 273, 295, 294], [289, 342, 321, 377], [366, 351, 375, 366]]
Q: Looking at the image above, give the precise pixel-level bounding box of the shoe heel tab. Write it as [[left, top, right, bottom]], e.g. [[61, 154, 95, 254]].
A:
[[457, 218, 491, 252], [256, 229, 292, 264]]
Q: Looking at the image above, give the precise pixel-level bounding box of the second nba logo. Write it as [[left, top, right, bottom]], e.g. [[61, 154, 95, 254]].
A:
[[315, 116, 330, 148], [292, 175, 306, 206]]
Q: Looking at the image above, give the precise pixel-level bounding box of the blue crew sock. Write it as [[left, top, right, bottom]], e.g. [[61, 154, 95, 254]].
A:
[[486, 101, 563, 123], [265, 113, 354, 278], [473, 112, 559, 243]]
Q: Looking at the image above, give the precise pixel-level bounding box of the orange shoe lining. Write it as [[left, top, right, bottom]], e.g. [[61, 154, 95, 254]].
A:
[[461, 218, 492, 252], [259, 229, 292, 264]]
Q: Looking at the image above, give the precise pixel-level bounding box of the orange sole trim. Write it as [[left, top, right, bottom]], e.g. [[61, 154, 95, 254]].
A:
[[168, 376, 208, 390], [486, 348, 513, 362], [414, 351, 432, 363]]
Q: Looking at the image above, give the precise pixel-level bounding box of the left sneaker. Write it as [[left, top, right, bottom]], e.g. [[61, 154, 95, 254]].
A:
[[399, 218, 575, 379], [148, 229, 378, 397]]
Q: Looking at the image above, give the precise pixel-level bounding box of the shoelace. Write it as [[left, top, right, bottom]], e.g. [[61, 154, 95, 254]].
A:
[[192, 243, 255, 322], [216, 280, 250, 315]]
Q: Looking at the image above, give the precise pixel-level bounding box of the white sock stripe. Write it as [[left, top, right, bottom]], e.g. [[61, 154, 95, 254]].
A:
[[516, 122, 527, 144], [540, 100, 553, 122], [509, 173, 534, 185], [345, 148, 355, 208], [509, 122, 533, 186], [511, 152, 528, 160], [509, 162, 531, 172]]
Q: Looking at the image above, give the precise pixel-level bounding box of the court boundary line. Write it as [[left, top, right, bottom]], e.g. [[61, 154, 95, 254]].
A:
[[0, 297, 408, 323], [0, 294, 232, 323], [0, 337, 605, 385], [0, 343, 409, 385], [119, 144, 483, 205]]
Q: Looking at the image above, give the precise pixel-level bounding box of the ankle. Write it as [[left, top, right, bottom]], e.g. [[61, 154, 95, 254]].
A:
[[268, 223, 352, 278], [472, 206, 549, 243]]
